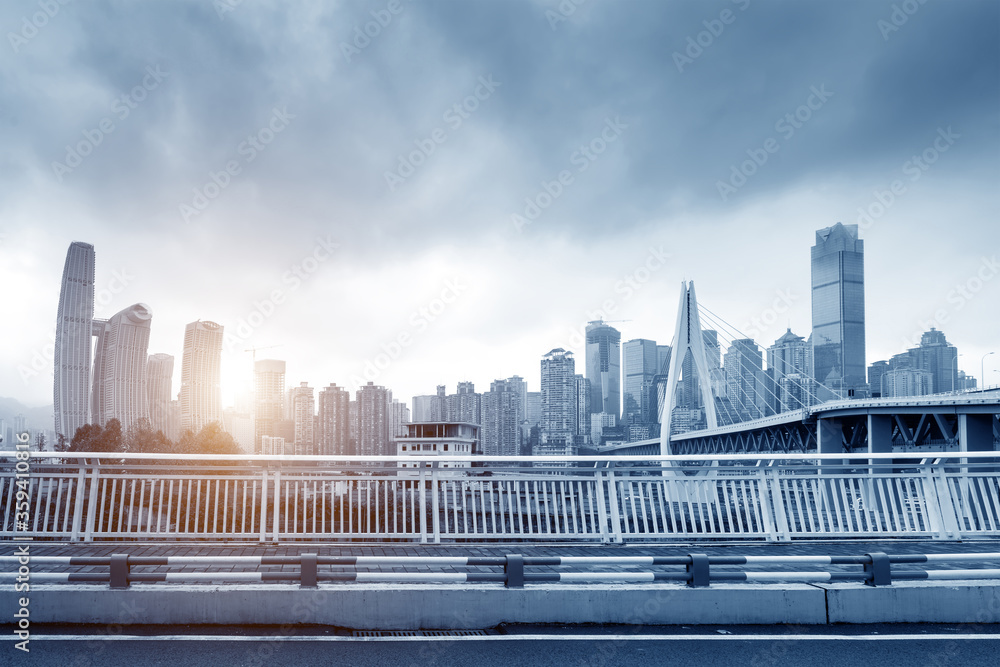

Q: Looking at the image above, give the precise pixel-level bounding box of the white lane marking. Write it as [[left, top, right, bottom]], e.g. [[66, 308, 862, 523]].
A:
[[8, 634, 1000, 643]]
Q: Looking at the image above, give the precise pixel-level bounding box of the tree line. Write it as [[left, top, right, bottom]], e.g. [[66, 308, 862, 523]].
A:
[[63, 418, 243, 456]]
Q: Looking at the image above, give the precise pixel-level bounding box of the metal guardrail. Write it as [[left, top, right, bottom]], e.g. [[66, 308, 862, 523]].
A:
[[2, 552, 998, 589], [3, 452, 999, 543]]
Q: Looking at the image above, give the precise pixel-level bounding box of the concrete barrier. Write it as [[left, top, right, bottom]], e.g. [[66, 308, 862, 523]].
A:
[[7, 583, 826, 628], [820, 580, 1000, 624], [6, 582, 999, 627]]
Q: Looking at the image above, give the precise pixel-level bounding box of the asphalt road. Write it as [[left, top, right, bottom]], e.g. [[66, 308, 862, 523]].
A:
[[5, 624, 1000, 666]]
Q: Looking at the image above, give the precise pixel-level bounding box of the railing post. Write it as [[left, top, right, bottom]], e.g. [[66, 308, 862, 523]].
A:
[[110, 554, 130, 589], [864, 552, 892, 586], [505, 554, 524, 588], [272, 470, 282, 544], [686, 553, 710, 587], [431, 463, 441, 544], [70, 464, 87, 542], [83, 463, 101, 542], [300, 553, 318, 588], [259, 468, 269, 543], [593, 466, 610, 543], [929, 465, 961, 540], [605, 464, 623, 543], [765, 466, 791, 541], [418, 466, 428, 543]]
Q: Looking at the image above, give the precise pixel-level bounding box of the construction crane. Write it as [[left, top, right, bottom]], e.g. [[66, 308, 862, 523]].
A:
[[244, 344, 283, 363]]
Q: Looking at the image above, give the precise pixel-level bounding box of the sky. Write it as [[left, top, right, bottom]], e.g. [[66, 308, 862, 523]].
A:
[[2, 0, 998, 418]]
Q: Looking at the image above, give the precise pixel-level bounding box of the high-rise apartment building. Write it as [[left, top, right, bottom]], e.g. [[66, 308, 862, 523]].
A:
[[585, 321, 621, 421], [178, 320, 224, 435], [811, 222, 866, 398], [539, 348, 577, 457], [291, 382, 315, 455], [356, 382, 392, 457], [91, 303, 153, 431], [146, 353, 174, 436], [767, 329, 815, 410], [254, 359, 285, 453], [317, 383, 351, 456], [482, 378, 524, 457], [723, 338, 764, 422], [53, 241, 95, 439]]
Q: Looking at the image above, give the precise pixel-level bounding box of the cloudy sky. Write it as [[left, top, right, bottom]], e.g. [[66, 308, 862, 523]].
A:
[[2, 0, 998, 416]]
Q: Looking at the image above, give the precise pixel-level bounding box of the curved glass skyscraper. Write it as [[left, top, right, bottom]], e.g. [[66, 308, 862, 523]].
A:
[[179, 320, 224, 435], [53, 242, 95, 439], [91, 304, 153, 431]]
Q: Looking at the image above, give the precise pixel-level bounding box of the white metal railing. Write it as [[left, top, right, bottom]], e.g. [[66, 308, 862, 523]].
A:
[[2, 452, 999, 543]]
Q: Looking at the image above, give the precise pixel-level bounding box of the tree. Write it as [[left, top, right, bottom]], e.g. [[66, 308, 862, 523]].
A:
[[54, 433, 69, 452], [184, 422, 242, 456], [35, 432, 47, 451], [70, 423, 103, 452], [125, 418, 169, 453], [94, 418, 123, 452]]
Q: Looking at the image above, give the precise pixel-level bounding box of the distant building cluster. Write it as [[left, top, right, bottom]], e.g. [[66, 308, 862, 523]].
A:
[[41, 224, 988, 459]]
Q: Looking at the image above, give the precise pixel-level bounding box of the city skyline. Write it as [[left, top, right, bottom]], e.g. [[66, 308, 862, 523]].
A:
[[3, 1, 998, 418]]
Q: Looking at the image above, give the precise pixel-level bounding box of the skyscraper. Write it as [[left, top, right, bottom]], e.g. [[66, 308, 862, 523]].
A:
[[585, 321, 621, 421], [90, 303, 153, 431], [356, 381, 392, 457], [146, 353, 174, 436], [482, 378, 524, 457], [291, 382, 315, 455], [539, 348, 577, 458], [767, 329, 816, 410], [318, 383, 351, 456], [178, 320, 223, 435], [811, 222, 866, 398], [623, 338, 658, 424], [723, 338, 763, 422], [254, 359, 286, 453], [53, 241, 95, 439]]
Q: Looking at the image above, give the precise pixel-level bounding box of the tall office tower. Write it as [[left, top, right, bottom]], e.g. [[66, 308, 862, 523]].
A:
[[254, 359, 285, 453], [811, 222, 866, 398], [656, 345, 672, 374], [723, 339, 764, 421], [505, 375, 528, 419], [585, 321, 621, 421], [482, 378, 525, 457], [623, 339, 659, 423], [146, 353, 174, 436], [539, 348, 577, 457], [318, 383, 351, 456], [390, 399, 410, 438], [526, 392, 541, 426], [290, 382, 315, 455], [767, 329, 815, 410], [90, 303, 153, 431], [178, 320, 224, 435], [53, 241, 96, 439], [356, 382, 392, 457]]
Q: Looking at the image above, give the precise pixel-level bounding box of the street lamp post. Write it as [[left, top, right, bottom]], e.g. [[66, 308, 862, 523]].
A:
[[951, 353, 962, 392], [982, 351, 995, 390]]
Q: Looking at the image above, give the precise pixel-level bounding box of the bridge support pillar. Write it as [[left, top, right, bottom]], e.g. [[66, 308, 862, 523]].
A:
[[867, 415, 893, 472], [958, 414, 996, 471], [817, 418, 844, 472]]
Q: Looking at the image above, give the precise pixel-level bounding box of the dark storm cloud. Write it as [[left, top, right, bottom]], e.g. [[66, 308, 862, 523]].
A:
[[1, 0, 996, 249]]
